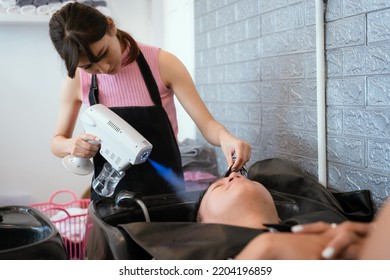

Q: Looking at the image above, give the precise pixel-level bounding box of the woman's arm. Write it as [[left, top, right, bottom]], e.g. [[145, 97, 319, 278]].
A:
[[235, 221, 371, 260], [359, 201, 390, 259], [158, 50, 251, 169], [234, 232, 331, 260], [51, 70, 100, 159]]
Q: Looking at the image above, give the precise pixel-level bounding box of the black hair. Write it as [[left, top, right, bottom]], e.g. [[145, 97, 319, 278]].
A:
[[190, 188, 208, 223], [49, 2, 139, 78]]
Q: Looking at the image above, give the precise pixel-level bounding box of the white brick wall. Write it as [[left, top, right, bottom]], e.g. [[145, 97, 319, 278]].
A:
[[194, 0, 390, 209]]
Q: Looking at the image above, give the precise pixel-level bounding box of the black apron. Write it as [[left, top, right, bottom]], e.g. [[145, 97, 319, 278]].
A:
[[88, 51, 184, 200]]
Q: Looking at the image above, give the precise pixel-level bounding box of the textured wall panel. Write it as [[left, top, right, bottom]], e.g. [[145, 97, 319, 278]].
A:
[[368, 9, 390, 43], [344, 45, 390, 76], [327, 77, 365, 106], [344, 0, 390, 17], [326, 15, 366, 49], [194, 0, 390, 209], [368, 76, 390, 105]]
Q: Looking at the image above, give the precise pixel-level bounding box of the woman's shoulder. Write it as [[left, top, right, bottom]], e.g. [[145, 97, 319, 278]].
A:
[[136, 42, 162, 70], [137, 42, 160, 55]]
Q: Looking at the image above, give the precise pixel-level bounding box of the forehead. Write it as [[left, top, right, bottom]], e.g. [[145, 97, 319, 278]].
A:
[[77, 35, 108, 65], [88, 35, 108, 53]]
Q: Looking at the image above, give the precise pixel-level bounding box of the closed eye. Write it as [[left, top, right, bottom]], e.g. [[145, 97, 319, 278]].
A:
[[79, 49, 108, 70], [82, 64, 92, 70], [96, 49, 107, 61]]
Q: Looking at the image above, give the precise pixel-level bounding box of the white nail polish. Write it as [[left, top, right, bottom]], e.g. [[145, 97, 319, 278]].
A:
[[291, 225, 303, 232], [321, 247, 334, 259]]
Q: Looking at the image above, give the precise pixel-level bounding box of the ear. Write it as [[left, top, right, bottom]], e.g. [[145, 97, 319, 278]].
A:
[[107, 17, 117, 35]]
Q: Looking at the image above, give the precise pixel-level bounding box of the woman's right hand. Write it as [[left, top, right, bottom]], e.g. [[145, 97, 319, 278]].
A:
[[69, 133, 101, 158]]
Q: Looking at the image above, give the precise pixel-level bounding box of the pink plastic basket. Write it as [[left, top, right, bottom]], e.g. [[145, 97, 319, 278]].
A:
[[30, 189, 90, 260]]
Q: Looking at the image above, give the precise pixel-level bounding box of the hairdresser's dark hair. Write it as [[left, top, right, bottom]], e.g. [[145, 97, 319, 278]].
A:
[[49, 2, 139, 78]]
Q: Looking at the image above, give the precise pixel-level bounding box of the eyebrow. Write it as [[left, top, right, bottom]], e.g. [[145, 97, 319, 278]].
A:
[[79, 47, 107, 69]]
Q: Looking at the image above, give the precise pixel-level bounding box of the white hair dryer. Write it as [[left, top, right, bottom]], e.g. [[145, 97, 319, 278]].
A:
[[62, 104, 153, 196]]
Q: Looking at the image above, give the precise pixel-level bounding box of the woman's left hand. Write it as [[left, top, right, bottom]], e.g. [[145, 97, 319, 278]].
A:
[[220, 133, 251, 171], [291, 221, 372, 259], [235, 232, 331, 260]]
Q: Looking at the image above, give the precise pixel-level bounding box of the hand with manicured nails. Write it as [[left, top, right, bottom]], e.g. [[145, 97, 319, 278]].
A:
[[291, 221, 372, 259]]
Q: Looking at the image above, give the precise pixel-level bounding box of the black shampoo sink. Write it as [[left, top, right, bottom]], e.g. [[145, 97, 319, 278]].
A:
[[86, 190, 202, 260], [0, 206, 67, 260]]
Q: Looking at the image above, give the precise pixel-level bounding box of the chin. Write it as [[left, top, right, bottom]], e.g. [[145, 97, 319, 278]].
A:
[[109, 64, 121, 74], [108, 69, 119, 75]]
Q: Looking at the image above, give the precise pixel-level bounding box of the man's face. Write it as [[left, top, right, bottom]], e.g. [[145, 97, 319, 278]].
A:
[[198, 172, 279, 228]]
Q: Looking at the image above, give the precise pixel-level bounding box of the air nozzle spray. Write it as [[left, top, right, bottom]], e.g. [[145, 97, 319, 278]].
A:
[[148, 159, 184, 190]]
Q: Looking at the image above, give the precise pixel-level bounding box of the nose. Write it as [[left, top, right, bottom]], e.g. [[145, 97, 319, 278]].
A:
[[227, 171, 240, 179], [96, 61, 110, 73]]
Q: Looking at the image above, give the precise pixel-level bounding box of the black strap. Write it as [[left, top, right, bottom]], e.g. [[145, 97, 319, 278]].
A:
[[89, 74, 99, 105], [135, 51, 162, 107]]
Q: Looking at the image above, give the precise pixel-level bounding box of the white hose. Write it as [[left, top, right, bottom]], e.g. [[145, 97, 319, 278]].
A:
[[135, 199, 151, 222]]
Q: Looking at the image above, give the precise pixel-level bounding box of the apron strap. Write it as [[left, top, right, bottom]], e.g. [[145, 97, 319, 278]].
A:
[[136, 51, 162, 107], [88, 74, 99, 105]]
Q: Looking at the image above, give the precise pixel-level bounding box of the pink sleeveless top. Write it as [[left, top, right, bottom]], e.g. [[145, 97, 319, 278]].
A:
[[79, 43, 178, 137]]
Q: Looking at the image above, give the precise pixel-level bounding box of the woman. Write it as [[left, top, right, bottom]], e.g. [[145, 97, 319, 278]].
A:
[[49, 2, 251, 200], [192, 171, 373, 260], [194, 171, 279, 228]]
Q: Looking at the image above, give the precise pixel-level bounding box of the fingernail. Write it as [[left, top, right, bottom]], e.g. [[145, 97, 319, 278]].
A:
[[321, 247, 334, 259], [291, 225, 303, 233]]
